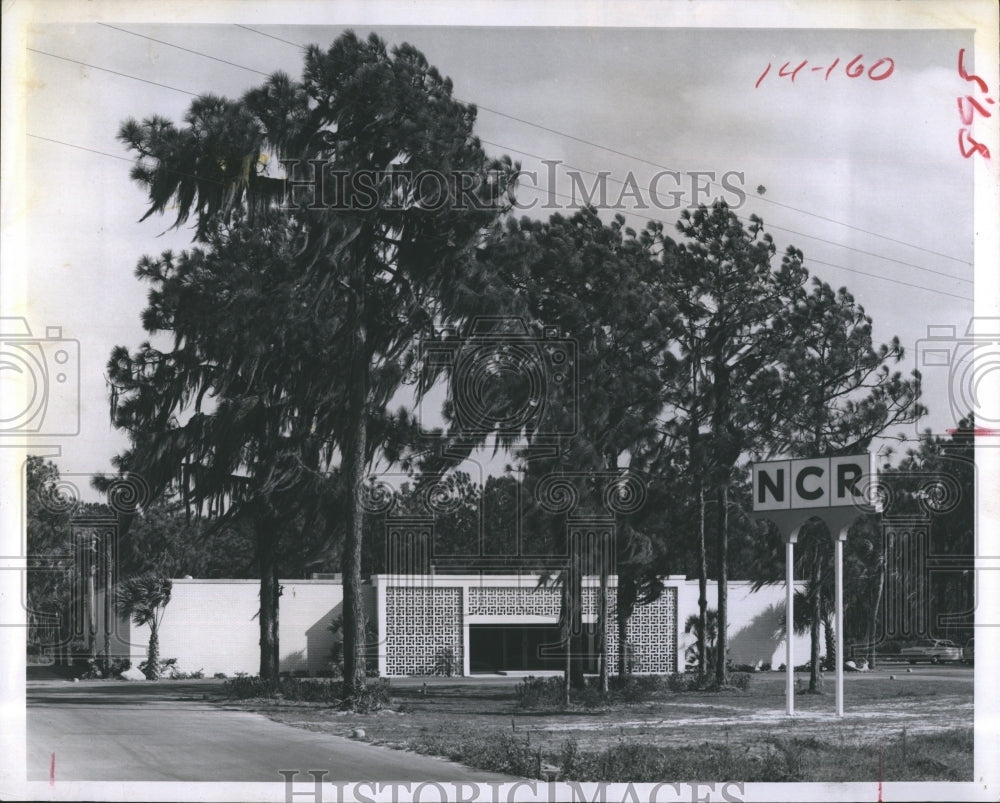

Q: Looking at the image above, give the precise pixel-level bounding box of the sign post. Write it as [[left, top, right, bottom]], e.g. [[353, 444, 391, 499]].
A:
[[750, 454, 869, 718], [785, 532, 796, 715]]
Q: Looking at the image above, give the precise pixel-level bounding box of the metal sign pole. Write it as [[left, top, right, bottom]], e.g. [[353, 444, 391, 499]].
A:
[[786, 537, 795, 716], [835, 534, 845, 717]]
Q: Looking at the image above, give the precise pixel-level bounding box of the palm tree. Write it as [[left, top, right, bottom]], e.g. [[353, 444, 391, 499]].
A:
[[685, 608, 719, 672], [117, 573, 172, 679]]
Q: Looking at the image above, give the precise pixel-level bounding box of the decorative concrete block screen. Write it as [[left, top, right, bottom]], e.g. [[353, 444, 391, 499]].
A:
[[623, 587, 677, 673], [467, 586, 561, 616], [384, 586, 462, 676]]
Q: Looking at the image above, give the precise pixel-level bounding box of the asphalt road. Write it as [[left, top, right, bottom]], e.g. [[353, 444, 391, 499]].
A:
[[26, 680, 515, 783]]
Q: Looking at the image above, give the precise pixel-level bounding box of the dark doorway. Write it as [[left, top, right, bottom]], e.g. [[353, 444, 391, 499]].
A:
[[469, 624, 599, 673]]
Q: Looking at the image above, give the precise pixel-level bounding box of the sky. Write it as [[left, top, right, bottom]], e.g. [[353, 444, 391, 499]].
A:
[[7, 11, 990, 491]]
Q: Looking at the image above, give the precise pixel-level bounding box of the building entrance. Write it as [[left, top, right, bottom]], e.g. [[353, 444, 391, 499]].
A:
[[468, 624, 565, 673], [468, 624, 602, 673]]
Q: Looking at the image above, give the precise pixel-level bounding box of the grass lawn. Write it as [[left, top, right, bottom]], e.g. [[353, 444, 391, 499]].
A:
[[214, 668, 973, 782]]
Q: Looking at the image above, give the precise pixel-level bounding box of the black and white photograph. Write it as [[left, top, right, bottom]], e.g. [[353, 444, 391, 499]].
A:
[[2, 1, 998, 801]]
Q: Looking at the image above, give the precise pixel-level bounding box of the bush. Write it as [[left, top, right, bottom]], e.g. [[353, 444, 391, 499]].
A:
[[213, 672, 227, 679], [667, 672, 714, 692], [416, 730, 539, 777], [557, 738, 802, 782], [515, 675, 565, 708], [729, 672, 752, 691], [349, 679, 391, 713], [608, 674, 668, 702], [81, 657, 131, 679], [223, 673, 392, 710], [433, 648, 458, 677]]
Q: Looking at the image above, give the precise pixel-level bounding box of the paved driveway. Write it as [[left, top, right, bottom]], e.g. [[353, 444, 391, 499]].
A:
[[27, 679, 515, 783]]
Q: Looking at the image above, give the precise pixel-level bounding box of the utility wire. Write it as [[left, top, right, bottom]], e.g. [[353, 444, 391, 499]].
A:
[[29, 35, 975, 302], [226, 23, 970, 267], [99, 21, 970, 268], [481, 139, 971, 286], [28, 130, 973, 304], [27, 47, 198, 96], [98, 23, 271, 76]]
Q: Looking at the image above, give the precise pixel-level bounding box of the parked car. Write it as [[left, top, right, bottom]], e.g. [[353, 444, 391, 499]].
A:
[[963, 638, 974, 664], [900, 638, 963, 664]]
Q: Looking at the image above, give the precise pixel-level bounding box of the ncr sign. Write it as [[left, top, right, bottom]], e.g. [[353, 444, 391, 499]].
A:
[[752, 455, 868, 511]]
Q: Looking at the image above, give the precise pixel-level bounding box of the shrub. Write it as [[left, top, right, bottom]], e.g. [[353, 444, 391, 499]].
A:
[[213, 672, 227, 679], [225, 673, 278, 699], [223, 673, 391, 710], [608, 674, 668, 702], [556, 738, 803, 782], [417, 730, 538, 777], [729, 672, 752, 691], [349, 678, 391, 713], [82, 657, 131, 679], [515, 675, 565, 708], [667, 672, 714, 692], [433, 647, 458, 677]]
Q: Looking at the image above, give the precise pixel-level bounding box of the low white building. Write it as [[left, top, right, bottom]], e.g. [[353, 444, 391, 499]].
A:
[[127, 574, 814, 677]]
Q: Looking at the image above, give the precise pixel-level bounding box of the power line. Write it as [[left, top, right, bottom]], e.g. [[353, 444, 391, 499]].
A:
[[28, 129, 972, 304], [96, 20, 973, 283], [234, 24, 309, 50], [805, 258, 972, 302], [30, 35, 974, 303], [28, 133, 133, 163], [225, 23, 970, 268], [480, 139, 971, 286], [28, 48, 198, 96], [98, 23, 271, 76]]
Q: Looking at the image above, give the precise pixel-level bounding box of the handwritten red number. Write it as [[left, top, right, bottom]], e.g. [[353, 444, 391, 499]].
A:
[[958, 95, 994, 124], [958, 129, 990, 159], [778, 60, 808, 82], [868, 58, 894, 81], [846, 55, 865, 78], [757, 54, 893, 85], [958, 48, 988, 93]]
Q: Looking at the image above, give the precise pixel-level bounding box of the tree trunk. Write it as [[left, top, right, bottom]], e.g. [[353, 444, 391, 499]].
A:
[[569, 548, 585, 690], [688, 384, 708, 678], [341, 270, 369, 698], [809, 556, 823, 692], [714, 483, 728, 687], [697, 483, 708, 676], [616, 575, 633, 677], [257, 521, 280, 684], [562, 575, 571, 705], [598, 566, 608, 694], [868, 563, 885, 669], [147, 626, 160, 679], [823, 607, 836, 670]]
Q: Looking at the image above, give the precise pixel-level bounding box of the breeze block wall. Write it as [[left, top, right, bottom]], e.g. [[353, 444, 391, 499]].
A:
[[375, 575, 682, 677], [384, 585, 463, 676]]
